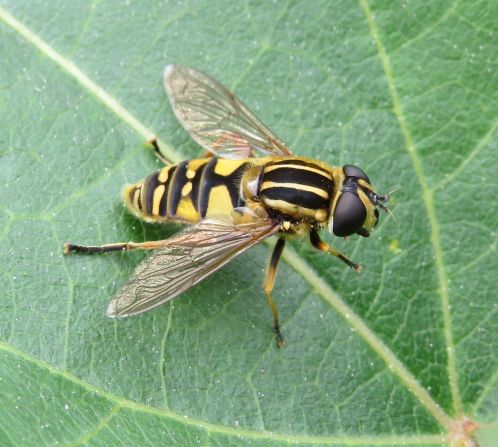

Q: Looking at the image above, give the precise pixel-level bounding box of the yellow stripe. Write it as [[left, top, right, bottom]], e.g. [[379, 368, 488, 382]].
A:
[[175, 197, 199, 221], [264, 163, 333, 180], [214, 159, 246, 176], [133, 187, 140, 210], [152, 185, 165, 215], [158, 167, 171, 183], [206, 185, 233, 217], [181, 182, 192, 197], [260, 181, 329, 199], [122, 184, 144, 220], [262, 198, 319, 219]]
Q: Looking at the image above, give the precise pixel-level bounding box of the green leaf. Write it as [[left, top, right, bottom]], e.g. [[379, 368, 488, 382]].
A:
[[0, 1, 496, 445]]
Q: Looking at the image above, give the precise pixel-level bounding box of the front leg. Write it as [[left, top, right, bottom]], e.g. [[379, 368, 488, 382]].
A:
[[309, 229, 361, 272]]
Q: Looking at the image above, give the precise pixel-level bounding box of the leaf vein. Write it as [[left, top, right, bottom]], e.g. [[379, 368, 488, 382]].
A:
[[1, 341, 454, 445], [64, 403, 121, 447], [282, 246, 452, 429], [434, 117, 498, 191]]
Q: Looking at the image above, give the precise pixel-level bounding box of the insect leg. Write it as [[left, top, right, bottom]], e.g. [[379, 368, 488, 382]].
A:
[[263, 237, 286, 348], [148, 138, 172, 165], [64, 240, 167, 255], [310, 229, 361, 272]]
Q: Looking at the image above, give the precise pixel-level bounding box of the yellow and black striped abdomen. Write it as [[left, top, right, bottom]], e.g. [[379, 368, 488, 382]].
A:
[[124, 157, 250, 223], [259, 159, 335, 223]]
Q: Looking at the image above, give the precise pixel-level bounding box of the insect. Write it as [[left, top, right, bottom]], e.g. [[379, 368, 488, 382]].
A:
[[64, 65, 390, 347]]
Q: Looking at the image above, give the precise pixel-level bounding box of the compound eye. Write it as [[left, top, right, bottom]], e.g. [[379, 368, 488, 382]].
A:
[[343, 165, 370, 183], [333, 192, 367, 237]]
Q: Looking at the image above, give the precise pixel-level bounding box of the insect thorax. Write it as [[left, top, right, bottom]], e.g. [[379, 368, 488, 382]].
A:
[[254, 158, 335, 225]]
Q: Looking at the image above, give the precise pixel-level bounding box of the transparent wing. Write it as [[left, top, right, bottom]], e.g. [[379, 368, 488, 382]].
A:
[[107, 216, 280, 317], [164, 64, 292, 158]]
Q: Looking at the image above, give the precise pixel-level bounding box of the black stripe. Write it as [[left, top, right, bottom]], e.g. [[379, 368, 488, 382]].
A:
[[199, 157, 217, 218], [144, 172, 161, 215], [168, 161, 188, 217], [191, 162, 207, 212], [128, 187, 135, 203], [236, 195, 246, 208], [137, 187, 142, 210], [268, 159, 330, 174], [159, 166, 176, 217], [261, 187, 329, 210], [263, 167, 334, 194]]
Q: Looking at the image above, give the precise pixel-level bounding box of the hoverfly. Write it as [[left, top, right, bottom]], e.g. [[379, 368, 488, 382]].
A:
[[65, 65, 390, 347]]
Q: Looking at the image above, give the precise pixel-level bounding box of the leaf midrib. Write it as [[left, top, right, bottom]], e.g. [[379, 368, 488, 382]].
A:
[[0, 1, 460, 437]]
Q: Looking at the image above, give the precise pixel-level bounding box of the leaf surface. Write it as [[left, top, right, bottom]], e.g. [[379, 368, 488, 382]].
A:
[[0, 1, 497, 445]]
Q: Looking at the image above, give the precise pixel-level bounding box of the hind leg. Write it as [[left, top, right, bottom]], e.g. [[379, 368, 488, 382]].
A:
[[64, 240, 168, 255]]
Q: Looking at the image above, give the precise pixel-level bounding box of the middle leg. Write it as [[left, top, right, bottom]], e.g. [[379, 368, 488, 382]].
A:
[[263, 237, 286, 348]]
